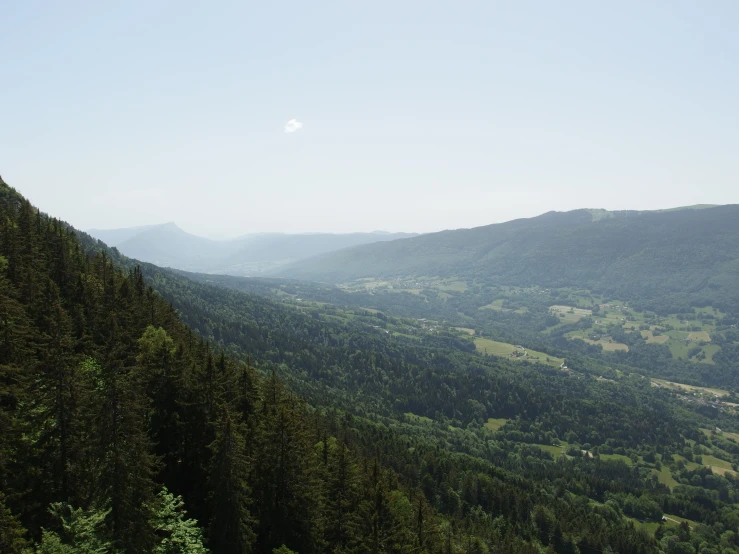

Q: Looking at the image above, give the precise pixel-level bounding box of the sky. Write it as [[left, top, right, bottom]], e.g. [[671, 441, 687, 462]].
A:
[[2, 1, 738, 236]]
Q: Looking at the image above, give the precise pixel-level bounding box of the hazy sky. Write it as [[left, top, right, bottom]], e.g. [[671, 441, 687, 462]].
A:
[[2, 1, 738, 236]]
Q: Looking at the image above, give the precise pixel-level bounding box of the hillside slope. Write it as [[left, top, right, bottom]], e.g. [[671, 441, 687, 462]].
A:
[[277, 206, 739, 312], [0, 179, 485, 553]]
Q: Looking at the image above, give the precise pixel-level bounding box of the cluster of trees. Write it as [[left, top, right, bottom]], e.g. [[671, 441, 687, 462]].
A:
[[193, 270, 739, 391], [133, 264, 693, 453], [0, 183, 492, 553]]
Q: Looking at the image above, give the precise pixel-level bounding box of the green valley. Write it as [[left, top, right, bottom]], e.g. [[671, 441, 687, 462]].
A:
[[5, 177, 739, 554]]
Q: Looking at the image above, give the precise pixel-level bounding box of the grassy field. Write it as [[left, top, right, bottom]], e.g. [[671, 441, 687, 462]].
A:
[[353, 279, 391, 289], [702, 344, 721, 363], [652, 466, 678, 489], [581, 337, 629, 351], [484, 418, 508, 432], [390, 288, 423, 295], [695, 306, 726, 318], [480, 299, 528, 314], [666, 340, 720, 364], [566, 330, 629, 351], [651, 378, 730, 398], [534, 441, 599, 459], [549, 305, 592, 323], [436, 280, 468, 292], [600, 453, 633, 465], [702, 455, 736, 475], [532, 444, 635, 463], [663, 514, 698, 528], [631, 519, 661, 534], [473, 338, 564, 367], [631, 513, 697, 534], [641, 330, 670, 344], [348, 277, 469, 296], [321, 314, 350, 323], [536, 443, 568, 458], [704, 428, 739, 443], [543, 296, 726, 365], [347, 282, 727, 367], [455, 327, 475, 335], [673, 454, 701, 471]]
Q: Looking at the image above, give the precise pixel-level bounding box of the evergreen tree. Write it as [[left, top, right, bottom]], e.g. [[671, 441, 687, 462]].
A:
[[252, 372, 320, 552], [137, 326, 184, 490], [0, 492, 27, 554], [92, 326, 158, 552], [207, 408, 255, 554], [321, 437, 362, 552], [150, 487, 208, 554], [34, 503, 113, 554]]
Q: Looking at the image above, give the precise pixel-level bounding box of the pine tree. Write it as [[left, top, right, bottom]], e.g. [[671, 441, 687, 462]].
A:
[[0, 492, 27, 553], [252, 372, 320, 552], [35, 300, 80, 503], [413, 493, 440, 553], [322, 437, 361, 552], [91, 323, 159, 552], [137, 326, 183, 490], [207, 407, 255, 554]]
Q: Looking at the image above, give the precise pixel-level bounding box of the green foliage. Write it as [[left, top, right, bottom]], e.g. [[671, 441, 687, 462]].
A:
[[35, 503, 113, 554], [137, 325, 176, 368], [207, 409, 254, 554], [272, 546, 297, 554], [0, 493, 27, 553], [150, 487, 208, 554]]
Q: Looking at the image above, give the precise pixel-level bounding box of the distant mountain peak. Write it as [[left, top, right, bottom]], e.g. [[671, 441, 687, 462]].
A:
[[157, 222, 186, 233]]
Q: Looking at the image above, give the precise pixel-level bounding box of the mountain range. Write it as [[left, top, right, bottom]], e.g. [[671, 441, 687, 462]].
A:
[[276, 205, 739, 313], [87, 222, 417, 274]]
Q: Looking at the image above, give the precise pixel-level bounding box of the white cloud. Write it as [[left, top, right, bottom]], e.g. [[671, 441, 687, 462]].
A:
[[284, 119, 303, 133]]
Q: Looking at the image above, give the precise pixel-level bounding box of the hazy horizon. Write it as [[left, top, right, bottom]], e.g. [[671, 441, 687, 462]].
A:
[[3, 1, 738, 236], [85, 221, 419, 239], [81, 202, 731, 240]]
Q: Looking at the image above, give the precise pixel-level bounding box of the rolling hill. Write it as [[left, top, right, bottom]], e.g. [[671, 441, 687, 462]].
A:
[[88, 223, 417, 274], [276, 206, 739, 313]]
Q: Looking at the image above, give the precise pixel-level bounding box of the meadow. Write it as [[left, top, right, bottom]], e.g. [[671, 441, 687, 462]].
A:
[[473, 338, 564, 367]]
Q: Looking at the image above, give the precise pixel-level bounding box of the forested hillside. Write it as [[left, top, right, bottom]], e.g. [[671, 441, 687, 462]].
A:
[[0, 181, 488, 553], [6, 177, 739, 554], [174, 271, 739, 390], [99, 242, 739, 551], [276, 206, 739, 314]]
